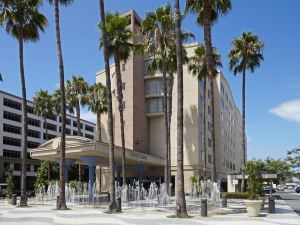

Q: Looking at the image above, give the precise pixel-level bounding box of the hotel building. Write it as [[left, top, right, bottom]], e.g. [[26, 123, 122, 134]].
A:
[[95, 10, 245, 192], [0, 90, 96, 190]]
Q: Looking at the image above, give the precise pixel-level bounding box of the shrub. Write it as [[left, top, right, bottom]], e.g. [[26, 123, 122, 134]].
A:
[[245, 160, 264, 200], [221, 192, 249, 199], [5, 170, 13, 199]]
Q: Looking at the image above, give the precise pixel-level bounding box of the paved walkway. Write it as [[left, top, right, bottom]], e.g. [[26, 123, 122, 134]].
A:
[[0, 199, 299, 225]]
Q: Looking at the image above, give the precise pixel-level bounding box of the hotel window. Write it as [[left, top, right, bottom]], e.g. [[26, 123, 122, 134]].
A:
[[85, 125, 94, 133], [233, 164, 235, 170], [44, 122, 57, 131], [14, 163, 21, 171], [221, 143, 225, 153], [208, 105, 211, 115], [3, 149, 21, 158], [34, 165, 39, 172], [66, 128, 71, 135], [221, 158, 225, 166], [3, 98, 22, 110], [27, 141, 40, 149], [28, 117, 41, 127], [73, 130, 78, 135], [27, 105, 34, 114], [47, 114, 57, 121], [3, 111, 22, 122], [43, 133, 56, 140], [122, 64, 126, 71], [27, 164, 31, 172], [145, 79, 163, 95], [147, 98, 163, 113], [200, 151, 205, 161], [221, 82, 224, 95], [28, 129, 40, 139], [199, 114, 204, 125], [3, 124, 22, 135], [73, 121, 83, 129], [230, 162, 232, 169], [3, 136, 21, 147], [85, 134, 94, 140], [4, 162, 11, 170], [121, 82, 125, 91], [220, 98, 225, 109]]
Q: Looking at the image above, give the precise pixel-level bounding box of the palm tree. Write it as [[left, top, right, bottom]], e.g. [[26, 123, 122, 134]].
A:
[[33, 89, 54, 181], [83, 83, 107, 142], [174, 0, 188, 217], [188, 44, 222, 181], [66, 74, 88, 136], [0, 0, 47, 206], [228, 32, 264, 192], [142, 3, 174, 194], [99, 0, 117, 213], [185, 0, 231, 182], [48, 0, 73, 210], [99, 12, 134, 186]]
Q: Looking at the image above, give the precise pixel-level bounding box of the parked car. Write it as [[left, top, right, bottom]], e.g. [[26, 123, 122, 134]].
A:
[[295, 187, 300, 193], [275, 185, 284, 191], [262, 186, 276, 194]]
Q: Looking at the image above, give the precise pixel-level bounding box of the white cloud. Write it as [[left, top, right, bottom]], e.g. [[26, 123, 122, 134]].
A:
[[55, 82, 60, 89], [269, 99, 300, 122], [80, 111, 96, 123]]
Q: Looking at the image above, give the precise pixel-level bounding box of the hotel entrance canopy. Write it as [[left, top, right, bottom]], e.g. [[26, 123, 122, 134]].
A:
[[30, 136, 165, 167]]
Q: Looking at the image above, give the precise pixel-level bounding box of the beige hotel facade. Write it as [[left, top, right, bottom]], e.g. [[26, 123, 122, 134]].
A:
[[95, 10, 245, 193]]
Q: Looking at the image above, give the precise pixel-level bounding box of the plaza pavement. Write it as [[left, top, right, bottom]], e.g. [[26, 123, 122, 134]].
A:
[[0, 199, 299, 225]]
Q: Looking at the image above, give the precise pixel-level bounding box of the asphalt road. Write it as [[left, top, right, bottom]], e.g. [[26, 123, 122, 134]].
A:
[[276, 190, 300, 215]]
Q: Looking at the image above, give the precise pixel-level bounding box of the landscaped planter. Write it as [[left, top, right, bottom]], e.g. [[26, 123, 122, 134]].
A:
[[244, 199, 262, 217]]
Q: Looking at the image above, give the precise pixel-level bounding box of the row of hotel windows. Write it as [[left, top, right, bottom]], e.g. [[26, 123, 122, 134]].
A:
[[2, 110, 94, 132], [220, 143, 236, 159], [199, 151, 212, 164], [3, 130, 94, 148], [221, 158, 236, 170], [4, 161, 38, 172]]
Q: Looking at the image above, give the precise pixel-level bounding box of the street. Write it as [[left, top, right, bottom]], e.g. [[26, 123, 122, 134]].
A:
[[276, 191, 300, 215]]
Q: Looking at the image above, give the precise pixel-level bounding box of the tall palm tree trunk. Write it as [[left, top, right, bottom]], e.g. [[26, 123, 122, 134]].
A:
[[162, 61, 169, 194], [99, 0, 117, 213], [19, 35, 28, 207], [174, 0, 188, 218], [96, 111, 102, 142], [76, 101, 82, 182], [167, 74, 174, 194], [54, 0, 67, 209], [241, 68, 246, 192], [114, 56, 126, 186], [76, 101, 81, 136], [203, 0, 217, 182], [209, 80, 216, 181], [203, 78, 207, 181], [45, 117, 51, 181]]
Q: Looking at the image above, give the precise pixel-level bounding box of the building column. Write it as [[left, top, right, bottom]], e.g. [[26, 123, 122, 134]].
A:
[[56, 158, 76, 183], [135, 164, 146, 186], [80, 156, 101, 204]]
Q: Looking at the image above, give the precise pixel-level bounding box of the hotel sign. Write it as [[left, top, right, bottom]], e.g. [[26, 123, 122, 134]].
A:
[[129, 152, 147, 161]]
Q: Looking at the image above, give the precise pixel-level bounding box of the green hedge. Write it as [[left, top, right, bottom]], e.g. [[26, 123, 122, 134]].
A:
[[221, 192, 250, 199]]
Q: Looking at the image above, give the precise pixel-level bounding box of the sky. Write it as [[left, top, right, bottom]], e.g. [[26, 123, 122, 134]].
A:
[[0, 0, 300, 160]]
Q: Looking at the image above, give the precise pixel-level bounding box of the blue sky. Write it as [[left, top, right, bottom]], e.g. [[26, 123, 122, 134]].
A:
[[1, 0, 300, 160]]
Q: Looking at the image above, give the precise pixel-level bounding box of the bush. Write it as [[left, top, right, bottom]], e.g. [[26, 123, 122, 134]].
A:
[[245, 160, 264, 200], [5, 170, 13, 199], [221, 192, 250, 199]]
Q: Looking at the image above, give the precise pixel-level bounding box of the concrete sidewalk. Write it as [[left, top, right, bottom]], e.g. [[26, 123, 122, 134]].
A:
[[0, 199, 299, 225]]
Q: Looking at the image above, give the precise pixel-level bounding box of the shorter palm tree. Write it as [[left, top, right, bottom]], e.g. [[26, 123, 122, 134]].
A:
[[33, 89, 54, 181], [66, 75, 89, 136], [0, 0, 47, 206], [228, 31, 264, 192], [83, 83, 107, 142], [188, 44, 222, 181]]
